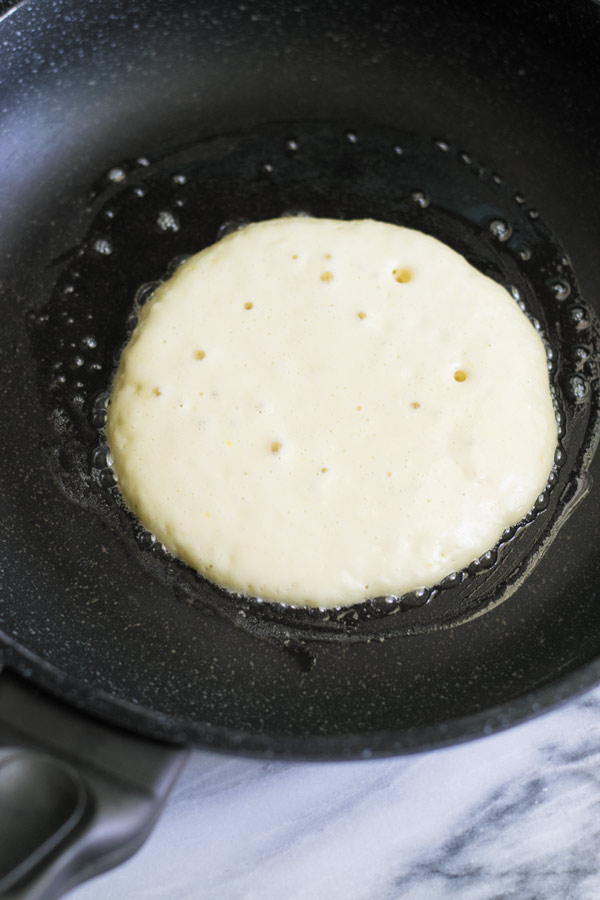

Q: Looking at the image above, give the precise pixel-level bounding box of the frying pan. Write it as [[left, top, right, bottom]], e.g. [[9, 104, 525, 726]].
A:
[[2, 0, 600, 895]]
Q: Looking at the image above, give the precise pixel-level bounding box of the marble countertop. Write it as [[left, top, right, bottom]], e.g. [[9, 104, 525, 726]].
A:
[[70, 685, 600, 900]]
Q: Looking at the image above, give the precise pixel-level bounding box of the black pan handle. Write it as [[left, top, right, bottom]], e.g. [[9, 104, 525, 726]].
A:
[[0, 668, 189, 899]]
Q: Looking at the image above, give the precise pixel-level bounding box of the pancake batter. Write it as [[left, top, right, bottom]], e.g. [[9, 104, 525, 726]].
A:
[[107, 217, 557, 607]]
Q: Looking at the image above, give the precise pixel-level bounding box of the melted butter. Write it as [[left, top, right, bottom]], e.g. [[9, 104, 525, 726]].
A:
[[107, 217, 557, 607]]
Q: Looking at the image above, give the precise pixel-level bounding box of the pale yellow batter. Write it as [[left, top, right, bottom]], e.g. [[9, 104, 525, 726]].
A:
[[107, 217, 557, 607]]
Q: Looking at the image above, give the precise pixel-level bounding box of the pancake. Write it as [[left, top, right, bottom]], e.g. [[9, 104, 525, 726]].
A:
[[106, 217, 558, 608]]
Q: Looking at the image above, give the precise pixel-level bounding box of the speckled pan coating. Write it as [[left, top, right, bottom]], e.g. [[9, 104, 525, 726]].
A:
[[1, 0, 600, 757]]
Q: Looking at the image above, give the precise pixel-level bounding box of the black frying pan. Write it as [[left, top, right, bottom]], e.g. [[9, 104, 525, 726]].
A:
[[2, 0, 600, 896]]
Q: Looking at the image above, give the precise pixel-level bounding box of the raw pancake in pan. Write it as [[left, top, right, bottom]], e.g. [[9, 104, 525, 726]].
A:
[[107, 217, 558, 608]]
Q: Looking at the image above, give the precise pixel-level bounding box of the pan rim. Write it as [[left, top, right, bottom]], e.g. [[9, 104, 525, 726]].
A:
[[3, 632, 600, 759]]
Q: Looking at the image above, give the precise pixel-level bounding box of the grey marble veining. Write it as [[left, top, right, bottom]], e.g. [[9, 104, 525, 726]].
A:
[[71, 687, 600, 900]]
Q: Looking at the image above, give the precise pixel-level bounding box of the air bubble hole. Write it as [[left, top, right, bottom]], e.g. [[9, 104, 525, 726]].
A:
[[489, 219, 512, 242], [411, 190, 429, 208], [92, 238, 113, 256], [137, 531, 157, 549], [92, 444, 112, 468], [548, 279, 571, 301], [156, 210, 180, 233], [135, 283, 156, 307], [99, 468, 117, 487], [107, 166, 126, 183], [570, 307, 589, 329], [568, 375, 589, 402]]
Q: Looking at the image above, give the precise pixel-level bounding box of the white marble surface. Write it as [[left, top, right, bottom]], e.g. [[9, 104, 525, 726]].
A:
[[71, 687, 600, 900]]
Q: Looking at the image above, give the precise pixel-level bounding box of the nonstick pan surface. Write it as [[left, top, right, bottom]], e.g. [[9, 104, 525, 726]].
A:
[[2, 0, 600, 758]]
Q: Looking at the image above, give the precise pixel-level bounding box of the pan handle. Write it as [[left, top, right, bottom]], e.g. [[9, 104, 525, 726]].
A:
[[0, 669, 189, 900]]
